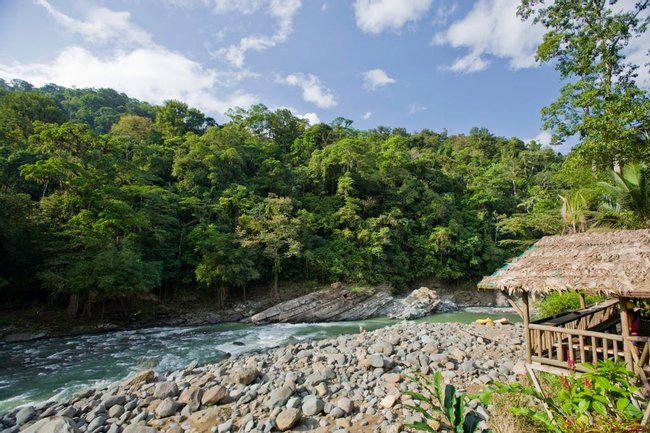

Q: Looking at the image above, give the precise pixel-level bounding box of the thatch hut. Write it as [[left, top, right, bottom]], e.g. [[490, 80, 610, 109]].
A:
[[479, 229, 650, 396]]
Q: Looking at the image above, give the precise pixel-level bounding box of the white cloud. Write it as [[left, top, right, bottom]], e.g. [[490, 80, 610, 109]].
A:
[[36, 0, 152, 46], [434, 0, 544, 73], [431, 3, 457, 26], [299, 112, 321, 125], [0, 46, 257, 115], [626, 29, 650, 89], [279, 73, 338, 108], [361, 68, 396, 91], [354, 0, 432, 34], [362, 111, 373, 120], [524, 131, 552, 146], [218, 0, 302, 67], [408, 103, 428, 114]]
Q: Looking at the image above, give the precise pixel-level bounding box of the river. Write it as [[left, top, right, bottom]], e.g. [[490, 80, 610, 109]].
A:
[[0, 308, 517, 414]]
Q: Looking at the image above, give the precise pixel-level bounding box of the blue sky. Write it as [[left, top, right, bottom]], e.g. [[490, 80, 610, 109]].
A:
[[0, 0, 648, 147]]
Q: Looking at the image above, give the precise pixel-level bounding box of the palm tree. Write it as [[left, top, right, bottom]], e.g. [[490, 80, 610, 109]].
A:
[[599, 163, 650, 226]]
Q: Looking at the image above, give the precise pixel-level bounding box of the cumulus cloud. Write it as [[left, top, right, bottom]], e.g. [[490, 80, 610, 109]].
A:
[[361, 68, 396, 91], [218, 0, 302, 67], [279, 73, 337, 108], [36, 0, 152, 46], [299, 112, 321, 125], [0, 46, 257, 115], [362, 111, 373, 120], [354, 0, 432, 34], [524, 131, 552, 146], [433, 0, 544, 73]]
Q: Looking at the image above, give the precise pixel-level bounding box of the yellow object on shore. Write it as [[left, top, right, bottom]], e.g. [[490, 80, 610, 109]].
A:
[[475, 318, 494, 325]]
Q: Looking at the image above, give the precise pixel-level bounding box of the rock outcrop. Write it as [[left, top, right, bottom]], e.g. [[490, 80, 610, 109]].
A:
[[249, 286, 397, 324], [388, 286, 441, 320]]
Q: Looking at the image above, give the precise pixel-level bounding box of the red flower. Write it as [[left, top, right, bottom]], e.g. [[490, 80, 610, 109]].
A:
[[583, 377, 591, 389], [567, 359, 575, 369]]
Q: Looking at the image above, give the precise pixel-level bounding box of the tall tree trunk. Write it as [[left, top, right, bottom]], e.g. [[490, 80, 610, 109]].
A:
[[273, 268, 279, 300], [67, 293, 79, 318]]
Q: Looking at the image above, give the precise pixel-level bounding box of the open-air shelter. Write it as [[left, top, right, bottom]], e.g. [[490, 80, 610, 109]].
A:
[[478, 229, 650, 400]]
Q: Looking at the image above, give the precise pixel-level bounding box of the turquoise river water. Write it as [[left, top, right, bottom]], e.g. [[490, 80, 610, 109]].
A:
[[0, 308, 518, 414]]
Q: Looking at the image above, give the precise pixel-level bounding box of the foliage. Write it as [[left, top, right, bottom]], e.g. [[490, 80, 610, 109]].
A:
[[488, 360, 646, 433], [0, 80, 567, 317], [599, 163, 650, 226], [536, 292, 605, 319], [404, 371, 491, 433], [518, 0, 650, 168]]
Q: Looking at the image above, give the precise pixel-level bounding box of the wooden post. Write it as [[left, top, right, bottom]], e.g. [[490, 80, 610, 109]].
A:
[[619, 297, 634, 371], [579, 292, 586, 309], [523, 292, 532, 364]]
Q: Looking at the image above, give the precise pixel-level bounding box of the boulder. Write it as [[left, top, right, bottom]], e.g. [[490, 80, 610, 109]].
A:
[[122, 425, 159, 433], [153, 382, 178, 399], [22, 417, 79, 433], [302, 396, 324, 416], [266, 385, 293, 409], [123, 370, 155, 388], [155, 398, 179, 418], [201, 385, 227, 405], [228, 368, 258, 385], [275, 408, 301, 431], [179, 387, 203, 411], [389, 287, 440, 320], [15, 406, 35, 425]]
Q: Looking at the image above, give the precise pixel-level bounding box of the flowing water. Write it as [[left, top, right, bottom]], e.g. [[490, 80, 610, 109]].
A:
[[0, 308, 518, 414]]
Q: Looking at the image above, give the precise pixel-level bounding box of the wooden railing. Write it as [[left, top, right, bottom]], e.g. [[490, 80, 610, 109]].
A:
[[528, 323, 650, 376], [531, 298, 619, 332]]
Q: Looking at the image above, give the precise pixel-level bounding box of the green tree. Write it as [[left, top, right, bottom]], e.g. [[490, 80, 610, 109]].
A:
[[237, 195, 301, 300], [519, 0, 650, 167]]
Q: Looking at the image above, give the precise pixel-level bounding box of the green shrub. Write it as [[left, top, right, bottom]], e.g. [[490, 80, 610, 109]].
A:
[[485, 360, 646, 433], [404, 371, 491, 433], [536, 292, 604, 319]]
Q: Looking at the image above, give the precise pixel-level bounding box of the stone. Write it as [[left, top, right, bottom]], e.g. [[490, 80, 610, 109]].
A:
[[155, 399, 179, 418], [87, 415, 106, 432], [201, 385, 227, 406], [301, 396, 324, 416], [265, 385, 293, 409], [382, 373, 401, 383], [217, 420, 232, 433], [275, 409, 301, 432], [179, 387, 203, 411], [388, 287, 441, 320], [229, 368, 258, 385], [122, 425, 159, 433], [108, 405, 125, 418], [22, 417, 79, 433], [103, 396, 126, 410], [336, 398, 353, 415], [367, 354, 385, 369], [380, 395, 397, 409], [123, 370, 155, 388], [153, 382, 179, 399], [16, 406, 36, 425]]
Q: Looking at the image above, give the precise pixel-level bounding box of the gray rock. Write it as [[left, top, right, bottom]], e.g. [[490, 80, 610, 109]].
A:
[[367, 354, 385, 369], [86, 416, 106, 432], [329, 407, 345, 418], [336, 398, 353, 415], [275, 409, 301, 432], [388, 287, 441, 320], [265, 385, 293, 409], [102, 396, 126, 410], [108, 405, 124, 418], [153, 382, 179, 399], [155, 399, 179, 418], [301, 396, 324, 416], [217, 420, 232, 433], [16, 406, 36, 425], [229, 368, 258, 385], [106, 425, 120, 433], [122, 425, 159, 433], [179, 387, 203, 411], [22, 417, 79, 433], [201, 385, 227, 406]]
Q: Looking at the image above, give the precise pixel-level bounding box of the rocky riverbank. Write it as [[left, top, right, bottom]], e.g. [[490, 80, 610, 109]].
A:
[[1, 321, 526, 433]]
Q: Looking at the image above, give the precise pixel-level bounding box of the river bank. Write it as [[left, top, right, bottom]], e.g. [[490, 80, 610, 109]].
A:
[[1, 283, 504, 343], [0, 320, 525, 433]]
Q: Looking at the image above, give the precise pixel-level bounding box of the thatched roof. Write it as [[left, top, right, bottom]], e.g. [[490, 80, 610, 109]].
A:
[[479, 229, 650, 298]]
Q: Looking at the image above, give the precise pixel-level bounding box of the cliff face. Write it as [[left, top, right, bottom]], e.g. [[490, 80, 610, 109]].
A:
[[248, 287, 398, 324]]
